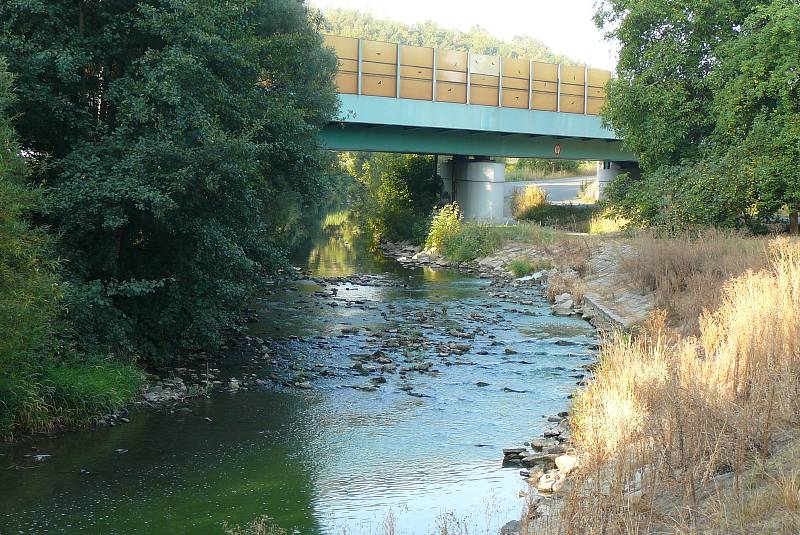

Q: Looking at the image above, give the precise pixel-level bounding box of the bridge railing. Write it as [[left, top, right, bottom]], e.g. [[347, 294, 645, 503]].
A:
[[323, 35, 611, 115]]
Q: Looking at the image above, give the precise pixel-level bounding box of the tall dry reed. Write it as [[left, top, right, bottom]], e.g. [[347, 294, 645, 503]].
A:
[[549, 238, 800, 534], [620, 230, 770, 333]]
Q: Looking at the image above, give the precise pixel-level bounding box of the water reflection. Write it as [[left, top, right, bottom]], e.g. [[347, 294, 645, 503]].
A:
[[0, 213, 596, 534]]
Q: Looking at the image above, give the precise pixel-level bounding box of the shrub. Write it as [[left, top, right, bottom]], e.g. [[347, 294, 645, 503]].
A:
[[440, 223, 505, 263], [510, 184, 549, 219], [425, 203, 463, 252]]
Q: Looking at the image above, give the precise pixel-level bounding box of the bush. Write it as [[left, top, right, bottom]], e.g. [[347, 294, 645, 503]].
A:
[[510, 184, 549, 219], [514, 203, 601, 232], [348, 153, 440, 244], [0, 61, 142, 438], [425, 203, 463, 252], [2, 0, 339, 362]]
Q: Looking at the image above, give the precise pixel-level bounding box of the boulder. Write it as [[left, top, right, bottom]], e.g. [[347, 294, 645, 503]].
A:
[[555, 453, 580, 474], [499, 520, 521, 535], [521, 453, 558, 468]]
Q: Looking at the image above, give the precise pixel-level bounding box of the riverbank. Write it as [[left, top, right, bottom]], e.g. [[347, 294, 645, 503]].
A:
[[382, 229, 800, 535]]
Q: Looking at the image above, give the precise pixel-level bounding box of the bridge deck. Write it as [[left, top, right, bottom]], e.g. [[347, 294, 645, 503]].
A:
[[321, 35, 636, 161]]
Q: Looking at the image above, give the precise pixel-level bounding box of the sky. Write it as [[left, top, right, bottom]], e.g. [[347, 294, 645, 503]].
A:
[[309, 0, 619, 70]]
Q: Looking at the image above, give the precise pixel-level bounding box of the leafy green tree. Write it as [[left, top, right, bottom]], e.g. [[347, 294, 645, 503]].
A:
[[344, 152, 439, 243], [0, 0, 338, 360], [596, 0, 800, 231], [595, 0, 763, 171], [0, 59, 140, 438], [0, 59, 60, 434], [712, 0, 800, 231]]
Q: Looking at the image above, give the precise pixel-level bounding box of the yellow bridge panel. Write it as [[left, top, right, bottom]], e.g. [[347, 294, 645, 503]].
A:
[[437, 81, 467, 103], [322, 34, 610, 115], [502, 77, 529, 90], [334, 72, 358, 94], [400, 66, 433, 80], [560, 95, 585, 114], [323, 35, 358, 60], [362, 74, 396, 97], [587, 97, 606, 115], [560, 82, 585, 97], [436, 49, 468, 72], [436, 70, 468, 84], [588, 68, 612, 87], [470, 53, 500, 76], [532, 92, 558, 111], [560, 65, 585, 85], [470, 85, 499, 106], [502, 88, 529, 108], [400, 44, 434, 68], [470, 74, 499, 87], [532, 62, 558, 82], [400, 79, 433, 100], [362, 39, 397, 64], [502, 58, 530, 79], [362, 61, 396, 76]]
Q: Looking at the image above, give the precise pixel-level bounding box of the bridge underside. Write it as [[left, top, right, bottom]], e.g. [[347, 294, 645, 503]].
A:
[[321, 94, 636, 161]]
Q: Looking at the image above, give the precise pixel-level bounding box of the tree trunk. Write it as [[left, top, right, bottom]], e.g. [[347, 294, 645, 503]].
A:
[[790, 210, 799, 235]]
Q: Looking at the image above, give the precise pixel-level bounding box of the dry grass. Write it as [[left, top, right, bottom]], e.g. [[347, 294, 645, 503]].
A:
[[542, 237, 800, 534], [620, 230, 770, 333], [511, 185, 549, 219]]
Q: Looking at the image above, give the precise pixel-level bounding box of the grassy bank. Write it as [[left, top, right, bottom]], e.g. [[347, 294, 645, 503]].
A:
[[540, 232, 800, 534], [509, 184, 625, 233], [424, 203, 561, 263]]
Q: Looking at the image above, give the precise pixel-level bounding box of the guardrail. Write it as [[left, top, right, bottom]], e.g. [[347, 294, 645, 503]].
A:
[[323, 35, 610, 115]]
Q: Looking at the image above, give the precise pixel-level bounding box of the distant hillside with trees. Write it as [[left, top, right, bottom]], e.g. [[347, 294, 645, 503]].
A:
[[322, 9, 580, 66]]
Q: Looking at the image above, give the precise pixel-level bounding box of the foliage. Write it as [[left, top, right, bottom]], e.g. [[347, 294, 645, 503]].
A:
[[557, 238, 800, 533], [712, 0, 800, 225], [0, 0, 338, 361], [345, 153, 439, 244], [0, 60, 141, 438], [510, 184, 549, 219], [427, 213, 560, 264], [425, 203, 463, 253], [507, 258, 552, 278], [514, 203, 603, 233], [595, 0, 756, 171], [505, 159, 595, 181], [597, 0, 800, 231], [223, 516, 287, 535], [323, 9, 577, 65]]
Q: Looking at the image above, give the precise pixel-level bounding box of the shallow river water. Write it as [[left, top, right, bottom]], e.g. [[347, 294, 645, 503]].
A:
[[0, 224, 596, 534]]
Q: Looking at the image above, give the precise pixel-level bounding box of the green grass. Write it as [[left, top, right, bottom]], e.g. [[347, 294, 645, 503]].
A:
[[0, 359, 143, 439], [507, 257, 553, 277], [515, 204, 601, 232], [438, 222, 560, 263]]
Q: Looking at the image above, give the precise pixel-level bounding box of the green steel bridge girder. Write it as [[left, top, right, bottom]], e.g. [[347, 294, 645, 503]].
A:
[[321, 94, 637, 161]]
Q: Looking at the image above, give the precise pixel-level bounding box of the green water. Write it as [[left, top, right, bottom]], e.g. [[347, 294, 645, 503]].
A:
[[0, 218, 596, 534]]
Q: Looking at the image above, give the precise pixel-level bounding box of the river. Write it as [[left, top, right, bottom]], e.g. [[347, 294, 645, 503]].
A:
[[0, 215, 596, 534]]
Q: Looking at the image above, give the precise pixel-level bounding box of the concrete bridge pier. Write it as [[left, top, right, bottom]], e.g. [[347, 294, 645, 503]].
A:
[[597, 161, 641, 198], [439, 156, 506, 223]]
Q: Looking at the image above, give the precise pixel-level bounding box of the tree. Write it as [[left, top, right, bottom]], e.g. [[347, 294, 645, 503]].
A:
[[712, 0, 800, 232], [344, 152, 439, 244], [0, 0, 338, 360], [595, 0, 763, 171]]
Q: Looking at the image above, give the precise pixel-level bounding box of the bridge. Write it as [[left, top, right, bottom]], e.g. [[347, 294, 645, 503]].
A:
[[320, 35, 639, 221]]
